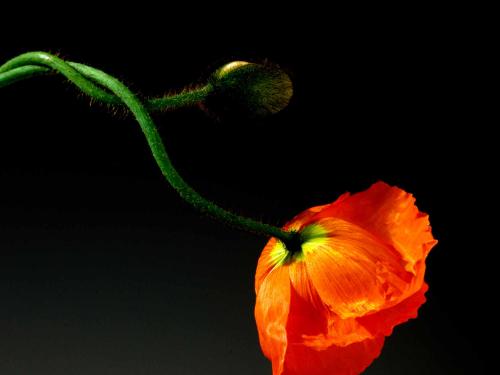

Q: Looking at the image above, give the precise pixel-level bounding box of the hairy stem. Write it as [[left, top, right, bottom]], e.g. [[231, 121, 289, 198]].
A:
[[0, 52, 212, 111], [0, 52, 294, 243]]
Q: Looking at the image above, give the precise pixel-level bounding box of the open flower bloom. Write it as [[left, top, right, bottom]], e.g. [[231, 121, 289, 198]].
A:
[[255, 182, 437, 375]]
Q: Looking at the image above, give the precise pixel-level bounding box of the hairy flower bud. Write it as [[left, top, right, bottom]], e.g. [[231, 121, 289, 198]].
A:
[[204, 61, 293, 119]]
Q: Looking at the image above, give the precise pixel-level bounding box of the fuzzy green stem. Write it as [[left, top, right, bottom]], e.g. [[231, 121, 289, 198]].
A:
[[0, 53, 212, 111], [0, 52, 294, 243], [0, 65, 52, 88], [78, 64, 294, 242]]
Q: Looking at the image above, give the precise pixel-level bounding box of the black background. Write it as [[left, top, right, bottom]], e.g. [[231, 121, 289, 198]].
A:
[[0, 13, 491, 375]]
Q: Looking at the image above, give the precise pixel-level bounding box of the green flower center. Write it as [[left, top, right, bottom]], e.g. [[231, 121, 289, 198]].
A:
[[270, 223, 329, 266]]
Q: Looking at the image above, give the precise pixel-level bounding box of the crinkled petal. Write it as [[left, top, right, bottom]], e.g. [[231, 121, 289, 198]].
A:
[[358, 283, 428, 337], [283, 336, 385, 375], [255, 266, 291, 375], [284, 278, 383, 375], [314, 182, 437, 275], [287, 277, 373, 348], [304, 218, 411, 319]]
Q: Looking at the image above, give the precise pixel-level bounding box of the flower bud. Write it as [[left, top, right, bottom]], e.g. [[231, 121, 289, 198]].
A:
[[204, 61, 293, 119]]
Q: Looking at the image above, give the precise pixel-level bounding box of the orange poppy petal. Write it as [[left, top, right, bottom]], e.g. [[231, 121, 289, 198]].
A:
[[287, 275, 373, 348], [358, 283, 428, 337], [283, 276, 383, 375], [304, 218, 411, 319], [282, 336, 385, 375], [286, 266, 329, 340], [255, 265, 291, 375], [284, 204, 329, 231], [288, 258, 325, 310], [255, 237, 280, 294], [314, 182, 437, 275]]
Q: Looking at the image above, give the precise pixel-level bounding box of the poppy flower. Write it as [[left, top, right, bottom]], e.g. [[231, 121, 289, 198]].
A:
[[255, 182, 437, 375]]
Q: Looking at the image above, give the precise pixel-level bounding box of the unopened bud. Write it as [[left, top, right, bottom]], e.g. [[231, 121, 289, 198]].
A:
[[204, 61, 293, 119]]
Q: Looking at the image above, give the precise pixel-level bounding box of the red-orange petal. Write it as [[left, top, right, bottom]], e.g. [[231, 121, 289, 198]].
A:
[[314, 182, 437, 276], [283, 335, 385, 375], [304, 218, 411, 319], [255, 237, 280, 295], [255, 265, 291, 375], [358, 283, 428, 337], [283, 276, 383, 375]]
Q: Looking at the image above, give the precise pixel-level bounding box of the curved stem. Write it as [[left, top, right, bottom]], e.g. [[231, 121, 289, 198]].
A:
[[0, 65, 51, 88], [0, 52, 213, 111], [0, 52, 294, 243], [0, 52, 120, 104], [79, 63, 294, 242]]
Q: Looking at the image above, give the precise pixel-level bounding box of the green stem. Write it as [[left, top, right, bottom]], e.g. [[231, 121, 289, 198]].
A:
[[0, 52, 213, 111], [147, 84, 212, 111], [0, 52, 294, 243], [0, 65, 51, 88]]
